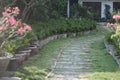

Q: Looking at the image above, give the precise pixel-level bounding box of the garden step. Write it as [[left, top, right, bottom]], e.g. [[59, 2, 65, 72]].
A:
[[59, 56, 89, 58], [55, 64, 93, 68], [53, 71, 92, 75], [49, 76, 88, 80], [55, 66, 92, 70], [61, 52, 89, 55], [57, 58, 92, 62], [54, 68, 93, 72], [55, 62, 93, 65], [0, 77, 21, 80]]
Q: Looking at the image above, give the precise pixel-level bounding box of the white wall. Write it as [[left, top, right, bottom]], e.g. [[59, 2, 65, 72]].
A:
[[101, 1, 113, 18]]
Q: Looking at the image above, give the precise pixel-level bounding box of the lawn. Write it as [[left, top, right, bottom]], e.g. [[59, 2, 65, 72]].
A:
[[14, 25, 120, 80], [89, 40, 118, 72], [23, 38, 73, 69]]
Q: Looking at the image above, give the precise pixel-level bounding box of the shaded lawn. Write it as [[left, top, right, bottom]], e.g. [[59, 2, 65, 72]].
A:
[[16, 25, 120, 79], [89, 40, 118, 72], [23, 38, 73, 70]]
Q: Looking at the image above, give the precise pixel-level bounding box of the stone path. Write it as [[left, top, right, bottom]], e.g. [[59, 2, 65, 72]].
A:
[[49, 36, 104, 80], [0, 77, 21, 80]]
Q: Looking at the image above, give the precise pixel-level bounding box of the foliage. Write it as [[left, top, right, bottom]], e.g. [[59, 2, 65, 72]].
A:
[[25, 0, 67, 21], [89, 41, 118, 72], [14, 38, 71, 79], [50, 0, 67, 18], [86, 71, 120, 80], [107, 13, 120, 48], [0, 7, 32, 56], [14, 67, 48, 80], [32, 18, 96, 40], [20, 26, 119, 79]]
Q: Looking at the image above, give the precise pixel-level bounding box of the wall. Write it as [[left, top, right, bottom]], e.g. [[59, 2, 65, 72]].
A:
[[101, 1, 113, 18]]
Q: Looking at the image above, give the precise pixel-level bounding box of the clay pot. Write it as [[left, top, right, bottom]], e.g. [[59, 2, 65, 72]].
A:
[[0, 55, 11, 76], [7, 57, 20, 71]]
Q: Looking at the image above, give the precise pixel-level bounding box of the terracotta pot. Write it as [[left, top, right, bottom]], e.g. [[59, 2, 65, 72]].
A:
[[7, 57, 20, 71], [53, 35, 58, 40], [18, 49, 31, 60], [32, 41, 40, 49], [0, 56, 11, 76], [28, 45, 39, 56], [62, 34, 67, 38]]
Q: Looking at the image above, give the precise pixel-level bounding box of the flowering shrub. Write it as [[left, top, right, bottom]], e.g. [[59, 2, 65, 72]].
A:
[[107, 13, 120, 48], [107, 14, 120, 37], [0, 7, 32, 56]]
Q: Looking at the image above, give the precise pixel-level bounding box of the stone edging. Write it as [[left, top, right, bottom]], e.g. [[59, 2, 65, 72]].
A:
[[36, 30, 96, 50], [104, 40, 120, 67], [0, 30, 96, 79]]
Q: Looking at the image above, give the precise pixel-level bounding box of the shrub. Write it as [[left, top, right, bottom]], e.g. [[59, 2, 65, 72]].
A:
[[32, 18, 96, 39], [14, 67, 48, 80]]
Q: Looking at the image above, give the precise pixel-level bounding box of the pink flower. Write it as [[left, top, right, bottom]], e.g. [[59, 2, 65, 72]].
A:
[[5, 7, 11, 13], [11, 25, 17, 29], [18, 27, 24, 35], [113, 14, 120, 19], [24, 25, 32, 31], [12, 7, 20, 14], [113, 23, 118, 27], [107, 23, 111, 27], [0, 26, 3, 31], [7, 16, 16, 25], [3, 27, 7, 30], [2, 7, 11, 16]]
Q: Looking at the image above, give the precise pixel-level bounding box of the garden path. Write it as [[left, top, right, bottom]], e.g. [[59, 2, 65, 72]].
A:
[[48, 34, 104, 80]]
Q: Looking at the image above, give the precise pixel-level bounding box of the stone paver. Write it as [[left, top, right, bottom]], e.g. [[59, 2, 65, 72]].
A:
[[0, 77, 21, 80], [48, 36, 104, 80]]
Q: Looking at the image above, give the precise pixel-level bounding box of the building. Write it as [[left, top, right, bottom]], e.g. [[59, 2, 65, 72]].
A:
[[78, 0, 120, 18]]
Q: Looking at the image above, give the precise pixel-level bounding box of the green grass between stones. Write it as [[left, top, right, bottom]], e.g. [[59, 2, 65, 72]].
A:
[[89, 40, 118, 72], [15, 25, 120, 79], [23, 38, 73, 69]]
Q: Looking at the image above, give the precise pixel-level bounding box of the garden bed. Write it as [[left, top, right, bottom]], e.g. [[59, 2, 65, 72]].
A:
[[104, 40, 120, 67]]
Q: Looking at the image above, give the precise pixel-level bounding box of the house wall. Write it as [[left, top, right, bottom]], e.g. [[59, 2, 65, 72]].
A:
[[79, 0, 120, 2], [101, 1, 113, 18], [78, 0, 120, 18]]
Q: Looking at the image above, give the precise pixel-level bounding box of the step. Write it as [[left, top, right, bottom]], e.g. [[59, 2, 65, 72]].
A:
[[49, 77, 88, 80], [55, 64, 93, 68], [56, 62, 93, 65], [54, 68, 93, 72], [57, 58, 92, 62], [55, 66, 92, 70], [53, 71, 92, 75], [0, 77, 21, 80]]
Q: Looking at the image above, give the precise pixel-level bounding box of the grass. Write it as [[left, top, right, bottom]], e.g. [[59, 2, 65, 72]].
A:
[[23, 38, 73, 69], [14, 25, 120, 80], [89, 40, 118, 72], [23, 25, 105, 70], [85, 72, 120, 80]]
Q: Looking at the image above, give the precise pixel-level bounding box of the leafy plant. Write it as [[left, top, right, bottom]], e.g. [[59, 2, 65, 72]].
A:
[[5, 42, 16, 53], [32, 18, 96, 40], [14, 67, 48, 80], [0, 7, 32, 56]]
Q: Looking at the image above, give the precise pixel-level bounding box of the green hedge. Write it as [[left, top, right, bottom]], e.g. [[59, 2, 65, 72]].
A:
[[105, 32, 120, 56], [8, 18, 96, 53], [32, 18, 96, 40]]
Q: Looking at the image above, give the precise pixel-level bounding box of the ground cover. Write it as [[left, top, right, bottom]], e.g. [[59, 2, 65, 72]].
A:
[[14, 25, 120, 80]]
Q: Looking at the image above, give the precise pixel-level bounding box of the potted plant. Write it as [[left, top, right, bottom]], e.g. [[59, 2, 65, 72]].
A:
[[0, 7, 32, 76]]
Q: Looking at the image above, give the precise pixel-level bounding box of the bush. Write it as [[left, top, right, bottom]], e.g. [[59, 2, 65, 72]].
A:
[[14, 67, 48, 80], [32, 18, 96, 39]]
